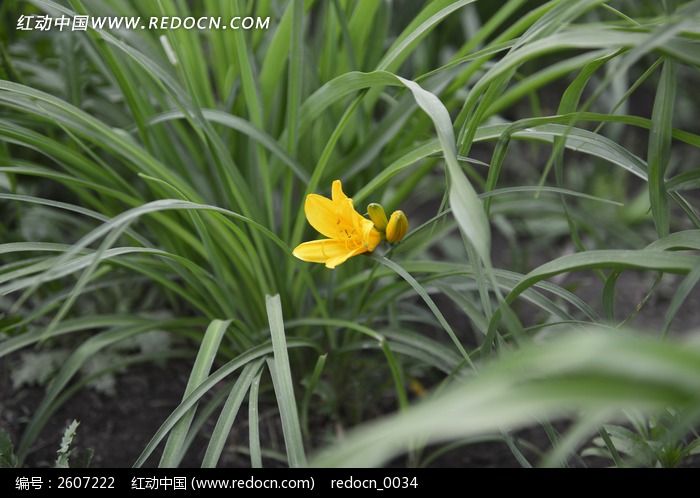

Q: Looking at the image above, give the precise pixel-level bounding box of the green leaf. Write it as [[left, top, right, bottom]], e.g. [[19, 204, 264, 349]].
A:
[[663, 265, 700, 337], [0, 430, 18, 468], [201, 358, 265, 468], [265, 294, 307, 468], [248, 368, 264, 469], [648, 59, 677, 237], [396, 76, 491, 265], [159, 319, 230, 468]]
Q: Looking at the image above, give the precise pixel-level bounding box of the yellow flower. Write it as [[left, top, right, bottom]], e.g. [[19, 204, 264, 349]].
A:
[[293, 180, 382, 269]]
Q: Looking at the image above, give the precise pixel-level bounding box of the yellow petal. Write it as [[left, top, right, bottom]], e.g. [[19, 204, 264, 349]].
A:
[[331, 179, 350, 204], [304, 194, 342, 239], [292, 239, 353, 265], [361, 218, 382, 251], [325, 246, 366, 269], [340, 198, 365, 239]]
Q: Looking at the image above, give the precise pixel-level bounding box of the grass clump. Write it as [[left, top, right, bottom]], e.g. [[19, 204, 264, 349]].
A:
[[1, 0, 700, 467]]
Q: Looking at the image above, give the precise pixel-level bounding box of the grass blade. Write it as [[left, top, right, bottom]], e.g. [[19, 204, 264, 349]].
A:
[[265, 294, 307, 468], [159, 319, 230, 467], [201, 358, 265, 468], [648, 59, 677, 237], [248, 367, 264, 468]]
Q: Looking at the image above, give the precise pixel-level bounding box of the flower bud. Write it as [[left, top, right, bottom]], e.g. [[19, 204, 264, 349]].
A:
[[386, 210, 408, 243], [367, 203, 388, 231]]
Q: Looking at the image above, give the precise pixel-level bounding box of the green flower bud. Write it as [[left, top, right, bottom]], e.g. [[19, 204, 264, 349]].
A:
[[367, 203, 388, 231]]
